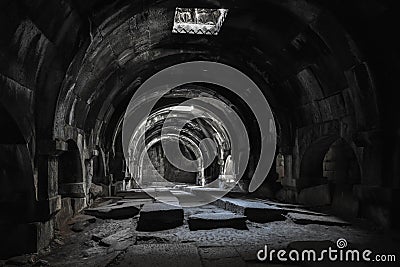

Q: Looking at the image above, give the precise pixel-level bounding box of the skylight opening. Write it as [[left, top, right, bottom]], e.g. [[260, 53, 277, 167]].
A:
[[172, 7, 228, 35]]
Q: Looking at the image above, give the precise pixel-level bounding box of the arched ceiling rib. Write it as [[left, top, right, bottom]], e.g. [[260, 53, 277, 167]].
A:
[[48, 0, 378, 155]]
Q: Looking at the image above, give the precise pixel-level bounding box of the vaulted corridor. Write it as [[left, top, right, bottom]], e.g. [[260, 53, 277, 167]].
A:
[[0, 0, 399, 266]]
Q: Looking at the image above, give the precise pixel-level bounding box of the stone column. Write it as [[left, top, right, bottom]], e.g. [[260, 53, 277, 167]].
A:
[[19, 140, 66, 256]]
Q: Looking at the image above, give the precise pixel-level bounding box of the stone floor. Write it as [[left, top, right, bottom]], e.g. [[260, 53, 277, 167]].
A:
[[2, 191, 399, 267]]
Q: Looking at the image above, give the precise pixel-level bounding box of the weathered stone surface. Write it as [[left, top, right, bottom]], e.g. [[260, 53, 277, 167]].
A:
[[116, 189, 154, 199], [184, 187, 227, 203], [170, 190, 207, 206], [137, 203, 183, 231], [234, 245, 262, 262], [100, 229, 135, 247], [69, 214, 96, 232], [111, 244, 202, 267], [215, 198, 286, 223], [71, 197, 87, 214], [287, 212, 350, 226], [198, 246, 247, 267], [90, 183, 104, 199], [58, 183, 86, 198], [70, 221, 87, 232], [188, 212, 247, 231], [198, 245, 237, 258], [116, 198, 154, 206], [298, 184, 331, 207], [68, 214, 96, 225], [84, 201, 140, 219], [55, 198, 73, 230], [150, 189, 180, 205]]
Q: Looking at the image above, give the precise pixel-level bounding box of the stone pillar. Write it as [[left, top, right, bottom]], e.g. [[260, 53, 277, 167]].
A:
[[3, 140, 67, 258], [283, 155, 293, 180], [276, 147, 298, 203], [36, 140, 66, 220]]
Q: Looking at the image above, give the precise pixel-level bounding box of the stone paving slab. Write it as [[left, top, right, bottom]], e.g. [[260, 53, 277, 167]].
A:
[[286, 212, 350, 226], [189, 212, 248, 230], [116, 189, 154, 199], [234, 245, 263, 262], [84, 201, 140, 219], [137, 203, 184, 231], [170, 190, 209, 207], [215, 198, 286, 223], [198, 246, 241, 259], [183, 186, 227, 202], [111, 244, 202, 267], [150, 189, 181, 205]]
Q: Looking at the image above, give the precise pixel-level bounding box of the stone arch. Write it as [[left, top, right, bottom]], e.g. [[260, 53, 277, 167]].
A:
[[300, 135, 342, 189], [138, 137, 201, 187], [299, 136, 362, 218]]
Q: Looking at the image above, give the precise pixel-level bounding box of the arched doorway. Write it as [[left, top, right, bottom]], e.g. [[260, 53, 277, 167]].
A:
[[139, 138, 199, 187], [299, 137, 361, 218]]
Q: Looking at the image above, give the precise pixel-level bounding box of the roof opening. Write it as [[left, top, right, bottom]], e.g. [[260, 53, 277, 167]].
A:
[[172, 7, 228, 35]]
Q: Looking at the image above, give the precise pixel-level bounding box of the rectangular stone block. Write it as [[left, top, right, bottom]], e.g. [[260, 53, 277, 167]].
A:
[[137, 203, 183, 231], [188, 212, 247, 231], [85, 201, 140, 219], [215, 198, 286, 223]]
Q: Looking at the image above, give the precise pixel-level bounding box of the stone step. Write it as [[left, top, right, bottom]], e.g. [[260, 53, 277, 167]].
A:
[[286, 212, 350, 226], [214, 198, 286, 223], [188, 212, 248, 231], [84, 201, 140, 219], [137, 203, 184, 231]]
